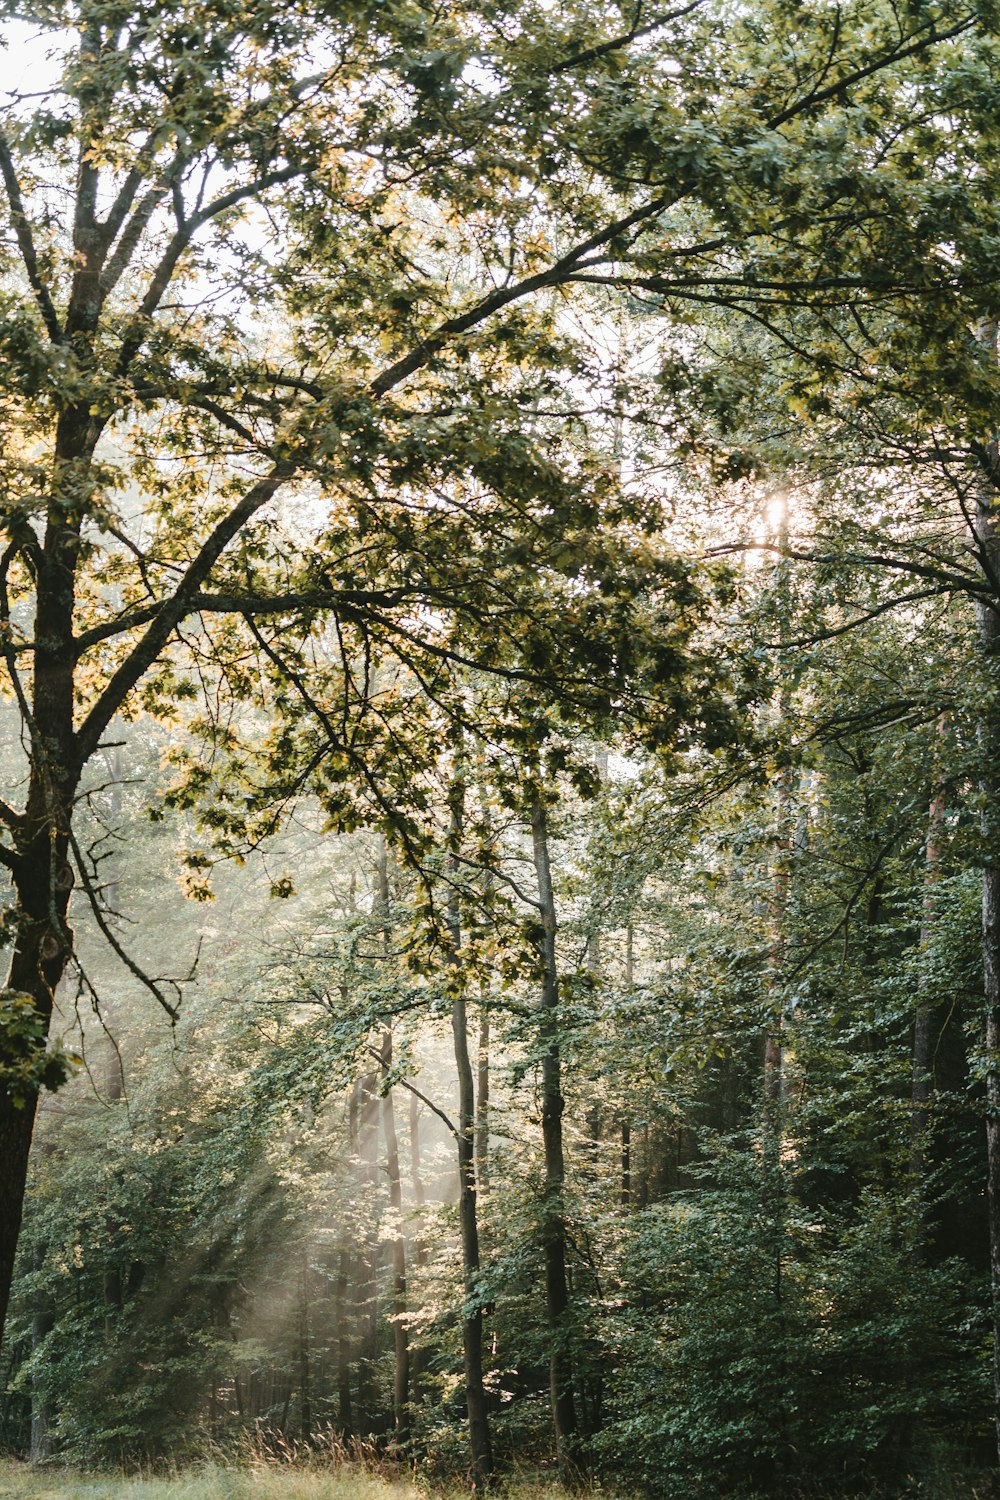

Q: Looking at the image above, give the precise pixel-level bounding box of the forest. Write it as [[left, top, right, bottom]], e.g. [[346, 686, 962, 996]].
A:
[[0, 0, 998, 1496]]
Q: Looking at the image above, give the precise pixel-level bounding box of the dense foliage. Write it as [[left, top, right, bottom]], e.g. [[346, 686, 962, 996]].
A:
[[2, 0, 1000, 1495]]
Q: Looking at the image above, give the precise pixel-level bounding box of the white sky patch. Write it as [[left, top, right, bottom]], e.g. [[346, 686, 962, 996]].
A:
[[0, 21, 70, 108]]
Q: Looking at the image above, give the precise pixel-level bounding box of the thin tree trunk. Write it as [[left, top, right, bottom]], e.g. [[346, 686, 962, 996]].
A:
[[476, 815, 495, 1200], [530, 798, 577, 1474], [764, 500, 792, 1112], [910, 723, 947, 1187], [410, 1091, 428, 1222], [447, 771, 493, 1488], [984, 852, 1000, 1468], [103, 745, 124, 1102], [620, 1125, 631, 1210], [355, 1065, 380, 1426], [348, 839, 396, 1431], [380, 1031, 410, 1440], [475, 1009, 490, 1196], [371, 842, 411, 1435], [764, 777, 792, 1110], [621, 924, 634, 1209], [298, 1246, 312, 1444], [974, 396, 1000, 1466], [103, 1263, 122, 1337], [407, 1089, 427, 1404], [335, 1245, 353, 1435], [29, 1241, 53, 1463]]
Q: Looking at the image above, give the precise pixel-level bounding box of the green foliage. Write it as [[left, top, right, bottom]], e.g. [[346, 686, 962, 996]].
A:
[[0, 991, 78, 1108], [597, 1137, 987, 1499], [5, 1, 1000, 1494]]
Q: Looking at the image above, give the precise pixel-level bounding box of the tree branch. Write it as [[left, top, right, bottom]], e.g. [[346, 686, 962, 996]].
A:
[[75, 462, 294, 761], [366, 1052, 458, 1139], [552, 0, 708, 73], [369, 195, 674, 397], [115, 163, 308, 377], [765, 11, 977, 130], [68, 823, 181, 1022], [0, 131, 61, 340], [709, 541, 993, 599]]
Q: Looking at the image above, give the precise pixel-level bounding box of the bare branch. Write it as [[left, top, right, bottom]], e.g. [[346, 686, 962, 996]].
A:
[[0, 131, 61, 340], [68, 823, 181, 1021], [366, 1050, 458, 1138], [709, 540, 993, 599], [115, 163, 308, 377]]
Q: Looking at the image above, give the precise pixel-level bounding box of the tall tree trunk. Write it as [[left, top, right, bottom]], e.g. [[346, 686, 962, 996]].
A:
[[410, 1091, 427, 1223], [451, 989, 493, 1486], [764, 774, 792, 1111], [620, 1124, 631, 1210], [407, 1090, 427, 1403], [335, 1245, 353, 1436], [0, 825, 76, 1350], [447, 771, 493, 1488], [355, 1065, 380, 1427], [621, 924, 634, 1209], [0, 412, 93, 1347], [475, 807, 495, 1199], [298, 1246, 312, 1445], [475, 1008, 490, 1197], [371, 842, 412, 1435], [103, 745, 125, 1102], [530, 798, 577, 1474], [29, 1241, 53, 1463], [974, 399, 1000, 1466], [764, 498, 792, 1112], [380, 1031, 410, 1441], [910, 722, 947, 1188]]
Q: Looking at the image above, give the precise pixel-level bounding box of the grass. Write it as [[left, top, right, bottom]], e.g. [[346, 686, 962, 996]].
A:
[[0, 1462, 424, 1500]]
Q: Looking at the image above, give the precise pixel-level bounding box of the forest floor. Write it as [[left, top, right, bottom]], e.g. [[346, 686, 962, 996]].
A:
[[0, 1463, 428, 1500]]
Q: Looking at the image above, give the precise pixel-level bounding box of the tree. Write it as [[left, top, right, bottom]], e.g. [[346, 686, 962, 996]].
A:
[[0, 0, 673, 1347], [0, 0, 981, 1359]]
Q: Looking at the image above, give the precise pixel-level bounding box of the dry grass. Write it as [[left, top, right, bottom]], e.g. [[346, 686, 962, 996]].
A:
[[0, 1461, 423, 1500]]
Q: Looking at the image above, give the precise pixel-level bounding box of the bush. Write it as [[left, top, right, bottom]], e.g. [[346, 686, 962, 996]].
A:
[[595, 1132, 988, 1498]]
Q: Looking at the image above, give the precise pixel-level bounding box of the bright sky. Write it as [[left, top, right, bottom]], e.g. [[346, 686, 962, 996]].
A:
[[0, 21, 68, 107]]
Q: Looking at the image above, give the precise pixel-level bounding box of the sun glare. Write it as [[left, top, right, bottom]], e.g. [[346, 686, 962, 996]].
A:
[[766, 493, 788, 531]]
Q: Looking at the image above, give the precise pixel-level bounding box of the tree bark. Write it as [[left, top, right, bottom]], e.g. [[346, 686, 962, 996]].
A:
[[622, 924, 634, 1210], [475, 1008, 490, 1197], [447, 772, 493, 1488], [910, 722, 947, 1188], [0, 400, 96, 1348], [974, 407, 1000, 1467], [335, 1245, 353, 1436], [530, 798, 577, 1474], [764, 767, 792, 1111], [0, 816, 76, 1350], [29, 1241, 53, 1463], [298, 1246, 312, 1445], [380, 1031, 410, 1441]]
